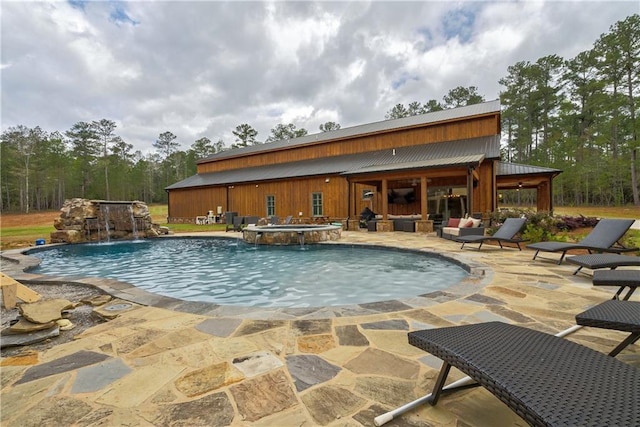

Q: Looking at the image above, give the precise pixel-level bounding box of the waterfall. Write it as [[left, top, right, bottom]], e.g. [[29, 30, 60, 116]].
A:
[[129, 205, 139, 240], [103, 205, 111, 243], [297, 231, 305, 247]]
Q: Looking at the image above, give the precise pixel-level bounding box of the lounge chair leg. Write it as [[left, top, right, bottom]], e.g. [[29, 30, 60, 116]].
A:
[[428, 361, 452, 405], [477, 242, 483, 250], [532, 250, 539, 260], [623, 286, 637, 301], [608, 333, 639, 357], [572, 266, 583, 275], [557, 252, 567, 264], [373, 375, 477, 426]]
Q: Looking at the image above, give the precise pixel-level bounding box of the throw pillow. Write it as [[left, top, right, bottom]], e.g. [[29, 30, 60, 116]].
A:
[[447, 218, 460, 227], [470, 218, 482, 228], [463, 219, 475, 228]]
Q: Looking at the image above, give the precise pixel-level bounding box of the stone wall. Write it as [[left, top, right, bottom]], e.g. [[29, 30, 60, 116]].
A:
[[51, 199, 168, 244]]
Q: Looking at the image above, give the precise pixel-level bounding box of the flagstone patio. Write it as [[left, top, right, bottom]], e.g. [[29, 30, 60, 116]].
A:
[[1, 231, 638, 426]]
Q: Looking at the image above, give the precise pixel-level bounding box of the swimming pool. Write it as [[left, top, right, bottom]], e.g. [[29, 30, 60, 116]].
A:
[[27, 237, 469, 308]]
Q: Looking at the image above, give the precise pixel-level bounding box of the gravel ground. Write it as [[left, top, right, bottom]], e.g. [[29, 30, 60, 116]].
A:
[[1, 283, 107, 357]]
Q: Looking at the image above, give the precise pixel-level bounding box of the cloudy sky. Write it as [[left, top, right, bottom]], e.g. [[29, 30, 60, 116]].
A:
[[2, 1, 638, 154]]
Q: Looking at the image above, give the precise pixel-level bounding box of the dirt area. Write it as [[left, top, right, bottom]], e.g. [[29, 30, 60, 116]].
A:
[[1, 282, 107, 358], [1, 211, 60, 228]]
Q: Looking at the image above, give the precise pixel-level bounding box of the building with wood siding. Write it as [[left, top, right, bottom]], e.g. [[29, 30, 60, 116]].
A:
[[166, 100, 560, 229]]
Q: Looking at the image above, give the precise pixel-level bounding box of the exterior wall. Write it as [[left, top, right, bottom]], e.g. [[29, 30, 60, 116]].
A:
[[168, 186, 228, 219], [197, 115, 500, 174], [170, 176, 351, 222]]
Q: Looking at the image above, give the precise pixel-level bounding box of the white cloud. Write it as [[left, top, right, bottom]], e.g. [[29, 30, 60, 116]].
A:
[[1, 1, 637, 154]]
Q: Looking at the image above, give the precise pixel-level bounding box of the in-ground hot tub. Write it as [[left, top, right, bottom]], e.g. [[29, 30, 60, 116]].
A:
[[242, 224, 342, 245]]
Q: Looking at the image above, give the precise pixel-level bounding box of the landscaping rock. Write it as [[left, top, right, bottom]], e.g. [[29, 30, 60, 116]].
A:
[[6, 319, 56, 333], [0, 326, 60, 348], [19, 299, 74, 324]]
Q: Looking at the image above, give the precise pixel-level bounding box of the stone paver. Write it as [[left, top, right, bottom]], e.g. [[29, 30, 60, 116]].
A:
[[2, 231, 639, 427]]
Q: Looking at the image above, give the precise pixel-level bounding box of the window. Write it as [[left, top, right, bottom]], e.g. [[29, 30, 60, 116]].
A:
[[266, 195, 275, 217], [312, 192, 323, 217]]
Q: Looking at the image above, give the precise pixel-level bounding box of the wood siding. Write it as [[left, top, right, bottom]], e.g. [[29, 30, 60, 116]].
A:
[[197, 115, 500, 174], [168, 178, 349, 221], [168, 186, 228, 219]]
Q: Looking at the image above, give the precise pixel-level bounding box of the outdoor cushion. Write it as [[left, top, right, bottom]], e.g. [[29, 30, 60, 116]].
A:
[[447, 218, 460, 227], [459, 219, 472, 228]]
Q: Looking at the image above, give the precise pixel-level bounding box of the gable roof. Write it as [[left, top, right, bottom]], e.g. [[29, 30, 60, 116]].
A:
[[197, 99, 501, 163], [496, 162, 562, 176], [167, 135, 501, 190]]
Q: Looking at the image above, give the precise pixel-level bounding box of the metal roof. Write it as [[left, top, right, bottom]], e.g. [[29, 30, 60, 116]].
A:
[[197, 99, 501, 163], [167, 135, 500, 190], [496, 162, 562, 176]]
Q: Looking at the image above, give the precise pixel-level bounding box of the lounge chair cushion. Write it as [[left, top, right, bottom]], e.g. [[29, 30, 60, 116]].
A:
[[409, 322, 640, 427]]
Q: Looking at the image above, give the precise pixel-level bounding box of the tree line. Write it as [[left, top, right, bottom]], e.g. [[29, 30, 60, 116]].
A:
[[1, 14, 638, 212]]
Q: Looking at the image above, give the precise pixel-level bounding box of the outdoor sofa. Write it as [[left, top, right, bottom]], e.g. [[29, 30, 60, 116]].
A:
[[440, 216, 484, 240]]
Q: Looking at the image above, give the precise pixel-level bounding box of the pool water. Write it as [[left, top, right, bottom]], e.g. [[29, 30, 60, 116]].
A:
[[28, 238, 468, 308]]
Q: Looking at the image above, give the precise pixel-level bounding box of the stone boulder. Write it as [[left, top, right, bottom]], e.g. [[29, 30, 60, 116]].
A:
[[19, 298, 74, 324]]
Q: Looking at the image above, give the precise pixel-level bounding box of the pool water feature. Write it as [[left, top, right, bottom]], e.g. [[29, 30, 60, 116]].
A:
[[27, 237, 469, 308], [243, 224, 342, 245]]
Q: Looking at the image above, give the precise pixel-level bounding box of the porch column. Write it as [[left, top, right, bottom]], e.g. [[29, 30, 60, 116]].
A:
[[381, 179, 388, 219], [414, 176, 433, 232], [467, 167, 474, 215], [420, 176, 428, 220], [347, 180, 360, 231]]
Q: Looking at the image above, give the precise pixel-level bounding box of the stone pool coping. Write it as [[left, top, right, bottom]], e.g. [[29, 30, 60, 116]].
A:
[[0, 233, 492, 320]]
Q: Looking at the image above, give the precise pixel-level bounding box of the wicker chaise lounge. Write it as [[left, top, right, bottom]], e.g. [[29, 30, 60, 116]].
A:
[[456, 217, 527, 250], [527, 218, 636, 264], [397, 322, 640, 427], [592, 269, 640, 300], [565, 253, 640, 275], [576, 300, 640, 357]]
